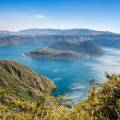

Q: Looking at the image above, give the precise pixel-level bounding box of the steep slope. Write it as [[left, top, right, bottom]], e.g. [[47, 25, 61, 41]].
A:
[[0, 60, 55, 100]]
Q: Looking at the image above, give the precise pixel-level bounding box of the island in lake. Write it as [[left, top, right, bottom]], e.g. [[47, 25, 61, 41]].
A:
[[26, 40, 104, 60]]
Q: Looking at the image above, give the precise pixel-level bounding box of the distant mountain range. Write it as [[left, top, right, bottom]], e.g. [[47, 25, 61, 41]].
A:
[[0, 28, 120, 50], [0, 28, 115, 36]]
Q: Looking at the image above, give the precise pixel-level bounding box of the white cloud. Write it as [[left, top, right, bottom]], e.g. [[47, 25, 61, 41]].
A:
[[34, 14, 46, 19]]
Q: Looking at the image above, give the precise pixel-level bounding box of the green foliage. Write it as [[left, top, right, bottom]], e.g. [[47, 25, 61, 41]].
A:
[[75, 73, 120, 120], [0, 73, 120, 120]]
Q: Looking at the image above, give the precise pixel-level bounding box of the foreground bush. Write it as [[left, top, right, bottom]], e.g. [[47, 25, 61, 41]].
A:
[[74, 73, 120, 120], [0, 73, 120, 120]]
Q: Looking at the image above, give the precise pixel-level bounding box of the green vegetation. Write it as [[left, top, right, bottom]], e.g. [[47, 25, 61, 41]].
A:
[[0, 73, 120, 120], [74, 73, 120, 120], [0, 60, 55, 101], [0, 60, 120, 120]]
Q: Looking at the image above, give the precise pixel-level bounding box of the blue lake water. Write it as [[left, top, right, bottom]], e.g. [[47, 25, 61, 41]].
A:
[[0, 45, 120, 103]]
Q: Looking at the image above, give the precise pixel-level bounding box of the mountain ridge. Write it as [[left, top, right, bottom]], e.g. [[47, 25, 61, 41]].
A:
[[0, 28, 115, 36]]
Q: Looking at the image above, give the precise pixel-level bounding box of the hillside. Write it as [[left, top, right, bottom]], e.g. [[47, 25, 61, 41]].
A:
[[0, 60, 55, 100], [0, 35, 81, 46], [50, 40, 103, 55]]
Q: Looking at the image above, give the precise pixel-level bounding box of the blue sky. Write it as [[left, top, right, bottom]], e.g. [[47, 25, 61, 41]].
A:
[[0, 0, 120, 32]]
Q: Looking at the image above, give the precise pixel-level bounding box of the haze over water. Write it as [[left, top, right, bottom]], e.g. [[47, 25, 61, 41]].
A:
[[0, 45, 120, 103]]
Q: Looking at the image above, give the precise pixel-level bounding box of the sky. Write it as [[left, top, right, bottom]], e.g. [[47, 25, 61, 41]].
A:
[[0, 0, 120, 32]]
